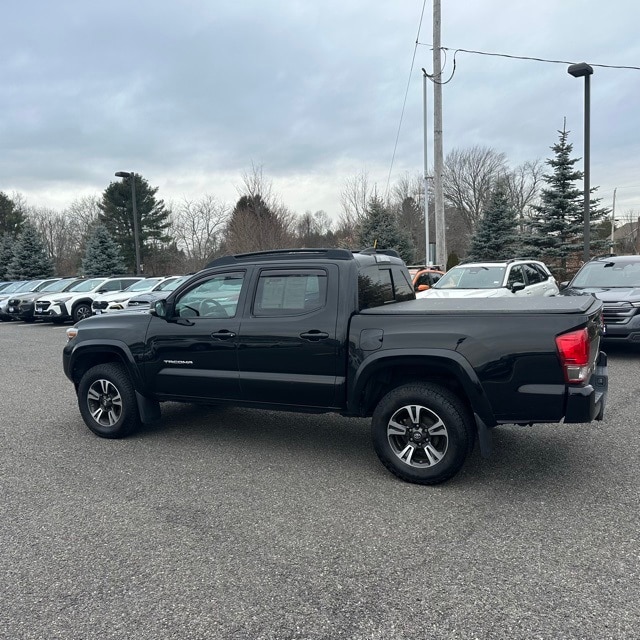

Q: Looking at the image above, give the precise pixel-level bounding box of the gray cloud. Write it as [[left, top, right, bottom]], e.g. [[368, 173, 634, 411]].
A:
[[2, 0, 639, 218]]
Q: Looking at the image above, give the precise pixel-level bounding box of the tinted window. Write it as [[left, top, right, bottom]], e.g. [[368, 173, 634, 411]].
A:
[[358, 265, 413, 309], [254, 270, 327, 317], [392, 266, 415, 302]]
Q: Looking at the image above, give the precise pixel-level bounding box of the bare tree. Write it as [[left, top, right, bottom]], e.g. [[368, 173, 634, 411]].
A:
[[223, 164, 295, 254], [66, 195, 101, 233], [443, 146, 508, 232], [505, 160, 544, 233], [338, 170, 374, 246], [294, 210, 334, 247], [171, 195, 229, 271], [28, 206, 80, 275]]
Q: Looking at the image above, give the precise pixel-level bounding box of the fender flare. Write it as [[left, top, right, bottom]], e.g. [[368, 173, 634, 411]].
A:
[[66, 339, 147, 394], [348, 347, 496, 429]]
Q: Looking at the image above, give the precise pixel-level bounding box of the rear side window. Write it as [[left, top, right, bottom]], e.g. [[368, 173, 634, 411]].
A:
[[359, 265, 414, 310], [254, 269, 327, 317], [523, 263, 543, 284]]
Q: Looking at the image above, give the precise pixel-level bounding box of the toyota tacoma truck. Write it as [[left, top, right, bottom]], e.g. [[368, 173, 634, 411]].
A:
[[63, 248, 608, 485]]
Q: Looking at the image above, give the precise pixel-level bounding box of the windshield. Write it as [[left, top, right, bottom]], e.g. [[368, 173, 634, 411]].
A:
[[125, 278, 163, 292], [41, 279, 77, 293], [0, 281, 26, 294], [433, 266, 506, 290], [17, 280, 44, 292], [571, 261, 640, 288], [68, 278, 107, 292], [157, 276, 189, 291]]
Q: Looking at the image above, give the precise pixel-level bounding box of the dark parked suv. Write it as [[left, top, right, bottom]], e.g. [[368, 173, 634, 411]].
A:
[[560, 255, 640, 343]]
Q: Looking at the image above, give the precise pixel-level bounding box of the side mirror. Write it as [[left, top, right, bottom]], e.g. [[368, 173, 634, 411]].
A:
[[510, 281, 526, 293], [416, 284, 429, 292], [152, 299, 168, 318]]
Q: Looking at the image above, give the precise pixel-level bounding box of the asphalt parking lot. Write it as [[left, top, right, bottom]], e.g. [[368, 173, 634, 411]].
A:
[[1, 321, 638, 640]]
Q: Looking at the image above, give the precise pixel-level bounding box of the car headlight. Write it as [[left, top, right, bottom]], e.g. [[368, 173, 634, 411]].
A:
[[66, 326, 78, 341]]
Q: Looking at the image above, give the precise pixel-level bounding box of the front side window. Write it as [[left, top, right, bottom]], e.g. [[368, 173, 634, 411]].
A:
[[254, 270, 327, 317], [507, 265, 526, 287], [176, 272, 244, 318]]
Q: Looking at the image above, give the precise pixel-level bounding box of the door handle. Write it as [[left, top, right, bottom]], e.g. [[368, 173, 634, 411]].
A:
[[211, 330, 236, 340], [300, 330, 329, 341]]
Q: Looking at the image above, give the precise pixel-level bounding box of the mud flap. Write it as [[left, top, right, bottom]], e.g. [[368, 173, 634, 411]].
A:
[[592, 351, 608, 421], [136, 391, 161, 423], [474, 413, 492, 458]]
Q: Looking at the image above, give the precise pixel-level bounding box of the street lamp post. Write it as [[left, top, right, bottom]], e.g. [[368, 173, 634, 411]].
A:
[[115, 171, 142, 275], [568, 62, 594, 264]]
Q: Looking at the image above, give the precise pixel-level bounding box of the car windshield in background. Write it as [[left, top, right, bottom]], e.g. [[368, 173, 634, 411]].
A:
[[68, 278, 106, 293], [571, 261, 640, 288], [433, 266, 506, 290], [16, 280, 43, 292], [157, 276, 189, 291], [0, 282, 26, 293], [126, 278, 163, 292], [41, 279, 77, 293]]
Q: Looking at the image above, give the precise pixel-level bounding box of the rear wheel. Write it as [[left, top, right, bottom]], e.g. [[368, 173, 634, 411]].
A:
[[77, 363, 141, 438], [371, 383, 473, 485]]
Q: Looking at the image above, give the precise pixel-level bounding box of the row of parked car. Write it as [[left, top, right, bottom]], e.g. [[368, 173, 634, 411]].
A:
[[0, 275, 189, 324], [410, 255, 640, 344], [3, 254, 640, 343]]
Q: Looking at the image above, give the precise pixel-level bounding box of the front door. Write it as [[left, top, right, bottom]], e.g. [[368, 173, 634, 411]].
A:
[[144, 271, 246, 401]]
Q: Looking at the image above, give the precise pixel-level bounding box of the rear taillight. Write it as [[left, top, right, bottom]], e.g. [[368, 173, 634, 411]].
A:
[[555, 327, 590, 384]]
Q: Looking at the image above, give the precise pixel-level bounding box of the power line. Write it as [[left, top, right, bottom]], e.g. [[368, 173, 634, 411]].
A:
[[417, 42, 640, 71], [385, 0, 428, 201]]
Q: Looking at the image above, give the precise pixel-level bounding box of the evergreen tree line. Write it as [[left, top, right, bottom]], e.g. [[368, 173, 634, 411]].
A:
[[0, 127, 616, 281]]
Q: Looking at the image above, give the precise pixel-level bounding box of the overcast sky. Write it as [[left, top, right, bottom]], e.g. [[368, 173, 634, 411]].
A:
[[2, 1, 639, 223]]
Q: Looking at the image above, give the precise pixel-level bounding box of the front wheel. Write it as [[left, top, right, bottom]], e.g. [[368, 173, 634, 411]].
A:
[[72, 303, 92, 323], [77, 363, 141, 438], [371, 383, 473, 485]]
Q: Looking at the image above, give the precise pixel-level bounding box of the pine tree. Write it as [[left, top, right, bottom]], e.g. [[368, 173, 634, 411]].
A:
[[526, 126, 608, 276], [467, 182, 520, 261], [0, 192, 26, 237], [82, 225, 127, 276], [0, 233, 15, 279], [99, 174, 172, 273], [6, 222, 55, 279], [357, 195, 415, 263]]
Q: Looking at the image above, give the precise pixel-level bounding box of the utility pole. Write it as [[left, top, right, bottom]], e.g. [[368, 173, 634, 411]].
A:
[[432, 0, 446, 268], [422, 69, 430, 266], [609, 187, 617, 253]]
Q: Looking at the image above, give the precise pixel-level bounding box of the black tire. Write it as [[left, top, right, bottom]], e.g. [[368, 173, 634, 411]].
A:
[[72, 303, 92, 323], [371, 383, 474, 485], [77, 363, 141, 438]]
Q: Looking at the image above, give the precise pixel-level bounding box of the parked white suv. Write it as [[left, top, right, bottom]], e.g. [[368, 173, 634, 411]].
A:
[[417, 259, 559, 299], [91, 277, 169, 314], [34, 276, 142, 323]]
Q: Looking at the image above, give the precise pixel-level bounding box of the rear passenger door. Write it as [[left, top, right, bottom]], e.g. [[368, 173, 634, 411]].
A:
[[236, 265, 340, 408]]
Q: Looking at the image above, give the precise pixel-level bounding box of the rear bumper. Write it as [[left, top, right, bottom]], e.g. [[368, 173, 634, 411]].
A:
[[564, 351, 608, 423]]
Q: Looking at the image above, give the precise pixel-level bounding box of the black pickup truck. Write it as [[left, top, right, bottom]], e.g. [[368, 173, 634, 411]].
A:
[[63, 248, 608, 485]]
